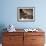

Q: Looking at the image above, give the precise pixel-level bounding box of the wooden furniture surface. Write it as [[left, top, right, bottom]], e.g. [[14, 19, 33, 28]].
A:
[[24, 32, 45, 46], [3, 32, 24, 46], [2, 29, 45, 46]]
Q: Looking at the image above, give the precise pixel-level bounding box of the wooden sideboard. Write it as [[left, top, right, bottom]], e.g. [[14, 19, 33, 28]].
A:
[[2, 29, 45, 46]]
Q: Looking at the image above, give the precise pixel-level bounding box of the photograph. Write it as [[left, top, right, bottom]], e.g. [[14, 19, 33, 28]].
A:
[[17, 7, 35, 22]]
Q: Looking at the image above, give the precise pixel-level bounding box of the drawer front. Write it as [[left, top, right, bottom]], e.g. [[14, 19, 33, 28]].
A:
[[32, 44, 44, 46], [3, 36, 23, 46], [3, 43, 23, 46], [24, 36, 32, 46], [24, 32, 44, 36], [3, 32, 23, 36], [32, 36, 45, 44], [3, 35, 23, 44], [24, 32, 45, 46]]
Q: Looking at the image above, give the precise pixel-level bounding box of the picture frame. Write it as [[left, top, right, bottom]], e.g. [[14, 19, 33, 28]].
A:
[[17, 7, 35, 22]]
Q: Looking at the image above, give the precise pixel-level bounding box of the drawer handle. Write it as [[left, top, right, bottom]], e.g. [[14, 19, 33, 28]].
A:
[[9, 38, 13, 40], [9, 38, 12, 40], [32, 39, 36, 40]]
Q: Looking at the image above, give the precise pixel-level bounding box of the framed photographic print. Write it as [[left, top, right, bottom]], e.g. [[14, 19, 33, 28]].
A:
[[17, 7, 35, 22]]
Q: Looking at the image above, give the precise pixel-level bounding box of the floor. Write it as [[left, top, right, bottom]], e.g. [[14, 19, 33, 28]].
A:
[[0, 44, 2, 46]]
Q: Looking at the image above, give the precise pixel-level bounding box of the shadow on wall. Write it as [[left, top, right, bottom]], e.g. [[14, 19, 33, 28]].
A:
[[0, 24, 7, 43]]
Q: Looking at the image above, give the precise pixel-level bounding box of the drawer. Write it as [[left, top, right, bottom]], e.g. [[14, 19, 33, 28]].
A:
[[3, 37, 23, 46], [32, 36, 45, 44], [3, 36, 23, 42], [3, 43, 23, 46], [31, 44, 44, 46], [24, 36, 32, 45], [3, 32, 24, 36], [3, 35, 23, 44], [3, 44, 15, 46], [24, 36, 32, 40], [24, 32, 44, 36], [24, 36, 44, 44]]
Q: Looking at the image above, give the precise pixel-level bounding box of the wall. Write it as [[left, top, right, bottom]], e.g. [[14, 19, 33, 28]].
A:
[[0, 0, 46, 30], [0, 0, 46, 44]]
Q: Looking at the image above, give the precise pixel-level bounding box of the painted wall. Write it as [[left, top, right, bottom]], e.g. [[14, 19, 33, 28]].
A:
[[0, 0, 46, 44], [0, 0, 46, 30]]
